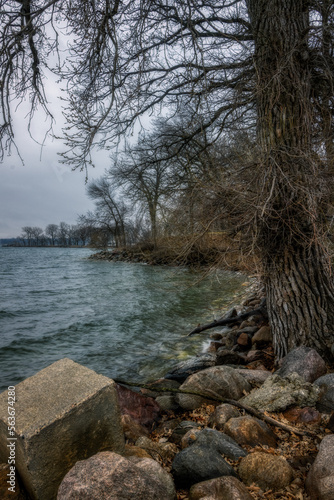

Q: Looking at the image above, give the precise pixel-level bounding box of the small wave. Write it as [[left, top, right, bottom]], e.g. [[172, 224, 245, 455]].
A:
[[0, 310, 16, 318]]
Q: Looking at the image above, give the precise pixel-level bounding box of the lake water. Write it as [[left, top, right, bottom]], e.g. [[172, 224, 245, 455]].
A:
[[0, 247, 248, 392]]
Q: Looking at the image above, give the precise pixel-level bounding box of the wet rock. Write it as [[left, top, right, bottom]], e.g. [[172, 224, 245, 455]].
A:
[[240, 373, 321, 412], [135, 436, 178, 462], [208, 341, 225, 352], [176, 366, 251, 410], [116, 383, 161, 430], [164, 354, 217, 383], [239, 452, 293, 491], [216, 349, 246, 366], [140, 378, 180, 398], [57, 452, 176, 500], [121, 414, 149, 443], [180, 428, 247, 460], [169, 421, 203, 445], [208, 403, 240, 430], [306, 435, 334, 500], [189, 476, 253, 500], [210, 332, 223, 340], [275, 346, 326, 383], [252, 325, 272, 346], [224, 416, 277, 448], [171, 445, 236, 488]]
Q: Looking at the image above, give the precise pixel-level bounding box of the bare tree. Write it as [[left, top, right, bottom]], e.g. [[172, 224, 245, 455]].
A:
[[1, 1, 334, 359], [45, 224, 59, 246]]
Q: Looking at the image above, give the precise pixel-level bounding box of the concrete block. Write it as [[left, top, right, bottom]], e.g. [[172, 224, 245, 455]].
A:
[[0, 358, 125, 500]]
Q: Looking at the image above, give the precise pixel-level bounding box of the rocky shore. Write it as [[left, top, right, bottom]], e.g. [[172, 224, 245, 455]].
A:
[[2, 290, 334, 500], [60, 290, 334, 499]]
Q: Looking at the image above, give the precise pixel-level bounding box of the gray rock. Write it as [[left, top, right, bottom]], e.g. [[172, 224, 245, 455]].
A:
[[57, 452, 176, 500], [171, 445, 236, 488], [234, 369, 271, 386], [176, 366, 251, 410], [317, 387, 334, 413], [208, 404, 240, 430], [181, 428, 247, 460], [306, 435, 334, 499], [239, 452, 293, 491], [189, 476, 253, 500], [314, 373, 334, 389], [275, 346, 326, 383], [240, 373, 321, 412], [0, 358, 125, 500], [164, 354, 217, 383]]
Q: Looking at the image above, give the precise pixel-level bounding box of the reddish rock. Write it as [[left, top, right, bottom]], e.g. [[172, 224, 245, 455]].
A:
[[239, 452, 293, 491], [237, 332, 252, 349], [57, 451, 176, 500], [189, 476, 253, 500], [123, 444, 151, 459], [116, 384, 162, 430], [283, 407, 321, 424], [224, 416, 277, 448]]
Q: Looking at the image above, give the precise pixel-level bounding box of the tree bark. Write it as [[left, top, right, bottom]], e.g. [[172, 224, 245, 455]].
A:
[[247, 0, 334, 359]]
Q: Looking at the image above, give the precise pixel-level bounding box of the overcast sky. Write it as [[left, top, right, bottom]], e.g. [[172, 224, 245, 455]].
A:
[[0, 77, 108, 240]]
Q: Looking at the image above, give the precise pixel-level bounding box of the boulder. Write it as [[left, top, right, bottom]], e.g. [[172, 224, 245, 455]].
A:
[[176, 366, 251, 410], [224, 416, 277, 448], [306, 435, 334, 499], [189, 476, 253, 500], [116, 383, 161, 430], [180, 428, 247, 460], [164, 354, 217, 383], [0, 359, 125, 500], [239, 452, 293, 491], [208, 404, 240, 430], [57, 452, 176, 500], [275, 346, 326, 383], [240, 373, 321, 412], [155, 394, 180, 411], [171, 445, 236, 488], [140, 378, 180, 398]]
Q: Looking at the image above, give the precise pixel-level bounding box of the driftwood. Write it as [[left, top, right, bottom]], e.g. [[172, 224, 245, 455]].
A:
[[114, 379, 317, 438], [187, 298, 267, 336]]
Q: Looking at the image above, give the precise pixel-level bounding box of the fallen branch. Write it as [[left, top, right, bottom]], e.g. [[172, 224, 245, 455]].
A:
[[114, 379, 317, 438], [187, 299, 267, 336]]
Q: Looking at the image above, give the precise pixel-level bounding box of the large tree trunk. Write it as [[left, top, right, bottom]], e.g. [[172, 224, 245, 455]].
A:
[[247, 0, 334, 359]]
